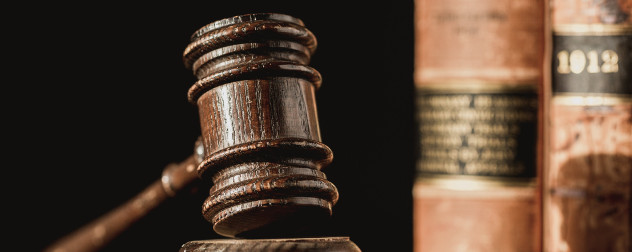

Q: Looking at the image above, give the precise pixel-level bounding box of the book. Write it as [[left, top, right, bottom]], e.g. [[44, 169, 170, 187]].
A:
[[413, 0, 545, 251], [545, 0, 632, 251]]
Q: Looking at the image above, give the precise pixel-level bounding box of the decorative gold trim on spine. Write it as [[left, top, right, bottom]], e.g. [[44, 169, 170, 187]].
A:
[[418, 81, 538, 93], [553, 24, 632, 36], [553, 94, 632, 106], [416, 175, 535, 191]]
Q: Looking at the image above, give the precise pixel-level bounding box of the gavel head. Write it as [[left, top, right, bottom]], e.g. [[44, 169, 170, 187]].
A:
[[183, 13, 339, 238]]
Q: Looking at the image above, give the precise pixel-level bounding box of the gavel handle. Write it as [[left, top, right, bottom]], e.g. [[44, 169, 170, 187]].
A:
[[44, 155, 200, 252]]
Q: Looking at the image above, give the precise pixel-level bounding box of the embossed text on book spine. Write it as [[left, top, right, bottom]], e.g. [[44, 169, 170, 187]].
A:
[[413, 0, 545, 251], [545, 0, 632, 251]]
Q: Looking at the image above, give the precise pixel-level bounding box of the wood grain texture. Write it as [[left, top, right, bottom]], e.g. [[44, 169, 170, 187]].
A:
[[179, 237, 361, 252], [44, 155, 201, 252], [184, 13, 338, 238], [183, 15, 316, 69]]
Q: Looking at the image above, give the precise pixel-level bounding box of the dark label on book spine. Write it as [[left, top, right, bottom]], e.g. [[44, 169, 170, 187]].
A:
[[552, 25, 632, 101], [415, 84, 538, 181]]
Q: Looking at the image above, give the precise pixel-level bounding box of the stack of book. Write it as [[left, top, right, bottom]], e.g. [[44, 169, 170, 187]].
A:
[[413, 0, 630, 251]]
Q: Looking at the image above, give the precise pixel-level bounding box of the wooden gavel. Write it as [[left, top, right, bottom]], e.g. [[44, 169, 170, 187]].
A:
[[46, 13, 339, 252]]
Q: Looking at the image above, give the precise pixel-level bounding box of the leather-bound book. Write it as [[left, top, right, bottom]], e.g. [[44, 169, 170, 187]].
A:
[[413, 0, 545, 251], [546, 0, 632, 251]]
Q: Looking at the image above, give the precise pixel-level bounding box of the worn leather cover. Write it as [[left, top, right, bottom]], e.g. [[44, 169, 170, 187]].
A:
[[547, 1, 632, 250], [413, 0, 545, 251]]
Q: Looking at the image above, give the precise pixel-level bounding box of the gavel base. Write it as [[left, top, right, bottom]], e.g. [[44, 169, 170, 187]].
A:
[[179, 237, 361, 251]]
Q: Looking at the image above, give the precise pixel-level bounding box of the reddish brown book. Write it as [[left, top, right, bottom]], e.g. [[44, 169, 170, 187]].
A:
[[413, 0, 545, 251], [545, 0, 632, 251]]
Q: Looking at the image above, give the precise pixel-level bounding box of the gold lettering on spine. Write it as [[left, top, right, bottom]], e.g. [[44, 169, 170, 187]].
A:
[[557, 50, 620, 74], [417, 85, 537, 178], [601, 50, 619, 73], [569, 50, 586, 74], [552, 23, 630, 105], [548, 5, 632, 249]]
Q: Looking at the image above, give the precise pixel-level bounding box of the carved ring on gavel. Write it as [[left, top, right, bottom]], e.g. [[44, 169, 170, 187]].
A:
[[183, 13, 339, 238]]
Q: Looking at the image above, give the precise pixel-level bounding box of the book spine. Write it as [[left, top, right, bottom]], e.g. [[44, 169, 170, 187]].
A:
[[413, 0, 545, 251], [546, 0, 632, 251]]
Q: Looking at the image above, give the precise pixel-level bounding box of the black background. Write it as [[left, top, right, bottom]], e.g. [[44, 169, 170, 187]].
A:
[[10, 1, 415, 251]]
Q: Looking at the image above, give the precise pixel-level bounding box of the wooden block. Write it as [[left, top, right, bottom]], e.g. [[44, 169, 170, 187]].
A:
[[179, 237, 361, 252]]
